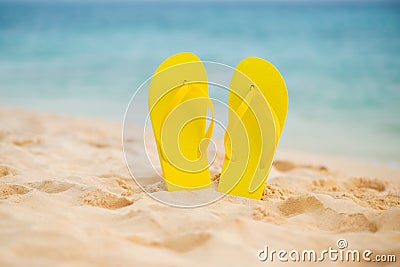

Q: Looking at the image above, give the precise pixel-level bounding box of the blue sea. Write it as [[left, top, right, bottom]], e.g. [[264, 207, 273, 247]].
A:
[[0, 1, 399, 163]]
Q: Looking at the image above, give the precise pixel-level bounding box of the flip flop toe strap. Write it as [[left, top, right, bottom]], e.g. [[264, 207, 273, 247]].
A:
[[155, 82, 214, 162], [224, 85, 280, 170]]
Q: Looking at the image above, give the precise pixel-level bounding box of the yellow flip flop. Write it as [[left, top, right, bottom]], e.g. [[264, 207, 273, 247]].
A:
[[218, 57, 288, 199], [148, 52, 214, 191]]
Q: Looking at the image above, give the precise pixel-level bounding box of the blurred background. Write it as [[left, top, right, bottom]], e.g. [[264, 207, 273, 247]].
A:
[[0, 0, 399, 164]]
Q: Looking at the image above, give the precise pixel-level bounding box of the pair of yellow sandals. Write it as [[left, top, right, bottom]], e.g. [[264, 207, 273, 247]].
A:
[[148, 52, 288, 200]]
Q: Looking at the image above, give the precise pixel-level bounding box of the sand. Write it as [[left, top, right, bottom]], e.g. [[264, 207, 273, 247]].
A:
[[0, 108, 399, 266]]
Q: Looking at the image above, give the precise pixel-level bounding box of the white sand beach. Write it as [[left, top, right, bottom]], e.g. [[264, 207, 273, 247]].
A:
[[0, 108, 399, 266]]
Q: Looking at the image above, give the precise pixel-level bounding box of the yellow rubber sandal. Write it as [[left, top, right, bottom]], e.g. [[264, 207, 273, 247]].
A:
[[148, 52, 214, 191], [218, 57, 288, 199]]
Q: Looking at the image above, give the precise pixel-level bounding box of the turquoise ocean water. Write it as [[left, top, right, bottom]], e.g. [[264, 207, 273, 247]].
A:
[[0, 1, 399, 163]]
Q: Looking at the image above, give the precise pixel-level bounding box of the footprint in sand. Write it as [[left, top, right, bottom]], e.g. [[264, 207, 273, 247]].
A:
[[126, 232, 211, 253], [312, 178, 341, 192], [82, 188, 133, 209], [273, 160, 297, 172], [0, 183, 30, 199], [338, 213, 378, 233], [0, 165, 16, 177], [311, 208, 379, 233], [343, 177, 399, 210], [277, 194, 380, 233], [87, 141, 110, 148], [12, 136, 43, 147], [26, 180, 75, 194], [159, 232, 211, 252], [350, 177, 386, 192], [278, 195, 324, 217], [273, 160, 328, 173]]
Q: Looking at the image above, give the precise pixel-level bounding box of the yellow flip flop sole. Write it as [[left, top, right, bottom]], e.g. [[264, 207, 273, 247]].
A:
[[218, 57, 288, 199], [148, 52, 215, 191]]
